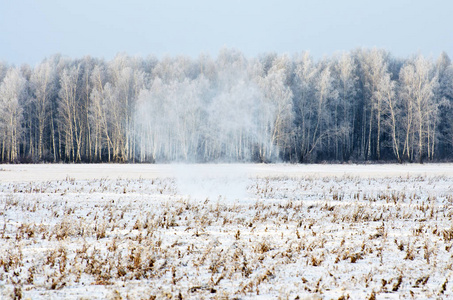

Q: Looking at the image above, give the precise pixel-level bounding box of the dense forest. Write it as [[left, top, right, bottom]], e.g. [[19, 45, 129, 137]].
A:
[[0, 48, 452, 163]]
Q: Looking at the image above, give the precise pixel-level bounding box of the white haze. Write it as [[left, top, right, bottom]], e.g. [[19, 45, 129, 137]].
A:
[[170, 164, 250, 201], [133, 52, 281, 163]]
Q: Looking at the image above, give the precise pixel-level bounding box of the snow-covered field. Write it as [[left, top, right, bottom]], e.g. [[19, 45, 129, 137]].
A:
[[1, 164, 452, 299]]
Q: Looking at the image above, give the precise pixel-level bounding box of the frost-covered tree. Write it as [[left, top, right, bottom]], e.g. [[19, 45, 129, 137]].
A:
[[293, 55, 339, 161], [434, 52, 453, 157], [257, 54, 294, 161], [88, 63, 109, 161], [399, 55, 438, 162], [292, 52, 317, 161], [0, 68, 27, 161], [58, 63, 83, 162], [30, 59, 57, 160], [332, 52, 358, 160], [376, 72, 401, 162], [357, 48, 391, 160], [107, 55, 146, 161]]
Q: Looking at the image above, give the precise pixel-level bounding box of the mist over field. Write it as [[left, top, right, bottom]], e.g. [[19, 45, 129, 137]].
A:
[[171, 164, 250, 201], [133, 62, 274, 163]]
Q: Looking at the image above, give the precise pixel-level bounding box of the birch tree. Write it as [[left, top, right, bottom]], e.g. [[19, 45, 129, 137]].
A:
[[376, 73, 402, 162], [312, 62, 338, 159], [257, 54, 294, 161], [293, 52, 317, 161], [434, 52, 453, 157], [400, 55, 438, 162], [358, 49, 390, 160], [333, 52, 357, 160], [89, 64, 112, 161], [0, 68, 27, 161], [58, 64, 83, 162], [30, 60, 57, 160]]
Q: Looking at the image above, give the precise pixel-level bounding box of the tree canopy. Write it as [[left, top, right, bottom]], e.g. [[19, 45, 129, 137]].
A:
[[0, 48, 452, 163]]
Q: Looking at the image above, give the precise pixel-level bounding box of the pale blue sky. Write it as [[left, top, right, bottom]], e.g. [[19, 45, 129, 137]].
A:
[[1, 0, 451, 65]]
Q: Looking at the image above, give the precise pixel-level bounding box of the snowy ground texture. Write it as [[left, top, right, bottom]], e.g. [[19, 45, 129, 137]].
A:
[[0, 164, 452, 299]]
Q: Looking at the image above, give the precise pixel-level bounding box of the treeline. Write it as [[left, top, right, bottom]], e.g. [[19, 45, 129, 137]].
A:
[[0, 48, 452, 163]]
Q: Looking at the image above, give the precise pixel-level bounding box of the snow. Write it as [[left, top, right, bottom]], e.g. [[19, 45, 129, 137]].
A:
[[2, 163, 453, 182], [0, 164, 452, 299]]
